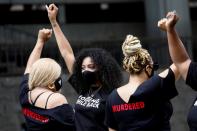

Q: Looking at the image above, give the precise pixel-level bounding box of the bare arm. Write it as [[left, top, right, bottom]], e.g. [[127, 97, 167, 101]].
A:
[[46, 4, 75, 74], [159, 64, 180, 80], [24, 28, 52, 74], [166, 23, 191, 80], [108, 128, 117, 131], [158, 11, 191, 80]]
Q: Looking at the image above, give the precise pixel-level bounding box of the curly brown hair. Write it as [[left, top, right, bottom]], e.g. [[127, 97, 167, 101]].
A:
[[70, 48, 123, 94]]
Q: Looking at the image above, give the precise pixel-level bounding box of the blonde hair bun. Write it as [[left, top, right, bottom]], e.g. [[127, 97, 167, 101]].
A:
[[122, 35, 153, 74], [122, 35, 142, 57]]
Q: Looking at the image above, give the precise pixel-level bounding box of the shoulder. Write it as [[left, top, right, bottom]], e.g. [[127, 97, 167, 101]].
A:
[[158, 64, 179, 80], [116, 85, 127, 97], [158, 69, 170, 78], [109, 88, 118, 97], [47, 93, 68, 109], [158, 67, 174, 79]]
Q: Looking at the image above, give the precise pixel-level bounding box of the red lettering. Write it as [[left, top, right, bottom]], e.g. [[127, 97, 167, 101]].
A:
[[124, 104, 128, 110], [22, 108, 49, 123], [116, 105, 120, 112], [111, 102, 145, 112], [112, 106, 117, 112], [135, 102, 139, 109], [129, 104, 133, 110], [139, 102, 144, 108], [121, 105, 124, 110]]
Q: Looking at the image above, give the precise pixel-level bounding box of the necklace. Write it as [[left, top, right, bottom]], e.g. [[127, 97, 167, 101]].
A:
[[89, 86, 102, 97]]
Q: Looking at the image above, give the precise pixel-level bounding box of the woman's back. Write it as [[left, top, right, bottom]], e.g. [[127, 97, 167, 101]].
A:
[[105, 72, 177, 131], [20, 74, 75, 131], [105, 35, 179, 131]]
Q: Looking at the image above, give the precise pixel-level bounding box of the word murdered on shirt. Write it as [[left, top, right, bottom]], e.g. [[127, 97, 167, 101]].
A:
[[22, 108, 49, 123], [112, 101, 145, 112], [76, 95, 100, 108]]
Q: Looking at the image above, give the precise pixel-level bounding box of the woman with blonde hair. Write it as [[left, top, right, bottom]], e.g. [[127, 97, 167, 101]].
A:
[[19, 28, 74, 131], [105, 35, 180, 131]]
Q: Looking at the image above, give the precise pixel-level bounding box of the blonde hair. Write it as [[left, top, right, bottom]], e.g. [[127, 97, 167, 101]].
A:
[[28, 58, 61, 90], [122, 35, 153, 74]]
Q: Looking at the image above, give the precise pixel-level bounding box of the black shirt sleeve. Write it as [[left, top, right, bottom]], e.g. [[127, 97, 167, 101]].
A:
[[186, 62, 197, 90], [50, 104, 75, 129], [19, 74, 29, 104], [159, 68, 178, 100], [105, 94, 118, 130]]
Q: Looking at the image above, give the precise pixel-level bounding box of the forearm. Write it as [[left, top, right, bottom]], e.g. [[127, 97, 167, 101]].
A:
[[51, 21, 73, 56], [167, 29, 190, 64], [167, 29, 191, 79], [24, 40, 44, 74], [51, 20, 75, 73]]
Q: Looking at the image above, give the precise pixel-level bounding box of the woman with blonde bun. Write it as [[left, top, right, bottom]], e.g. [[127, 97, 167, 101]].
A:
[[19, 29, 74, 131], [105, 35, 180, 131]]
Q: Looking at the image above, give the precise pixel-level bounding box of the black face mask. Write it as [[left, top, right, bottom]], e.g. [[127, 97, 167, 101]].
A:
[[82, 70, 98, 86], [54, 77, 62, 91], [153, 62, 159, 71]]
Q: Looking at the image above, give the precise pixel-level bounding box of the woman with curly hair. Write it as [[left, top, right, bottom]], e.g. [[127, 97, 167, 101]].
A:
[[46, 4, 123, 131], [105, 35, 180, 131]]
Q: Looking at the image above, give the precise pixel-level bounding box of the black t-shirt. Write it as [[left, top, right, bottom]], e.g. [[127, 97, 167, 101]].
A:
[[186, 62, 197, 90], [186, 62, 197, 130], [19, 74, 75, 131], [69, 76, 109, 131], [105, 68, 178, 131]]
